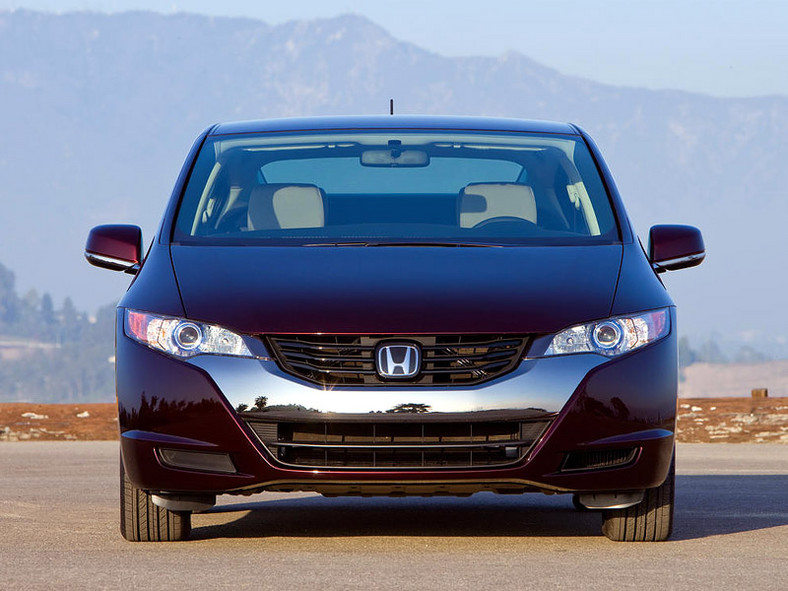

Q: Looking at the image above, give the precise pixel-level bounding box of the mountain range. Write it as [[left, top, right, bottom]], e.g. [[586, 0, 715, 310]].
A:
[[1, 9, 786, 352]]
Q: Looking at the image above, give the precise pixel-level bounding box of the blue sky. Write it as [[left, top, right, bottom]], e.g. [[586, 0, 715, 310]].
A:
[[2, 0, 786, 97]]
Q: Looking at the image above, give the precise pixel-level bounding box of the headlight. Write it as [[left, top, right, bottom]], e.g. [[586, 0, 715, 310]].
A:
[[544, 308, 670, 357], [124, 309, 254, 358]]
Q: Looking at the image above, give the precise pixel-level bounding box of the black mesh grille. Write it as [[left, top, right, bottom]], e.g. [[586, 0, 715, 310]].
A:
[[247, 418, 551, 469], [264, 334, 527, 386], [560, 448, 639, 472]]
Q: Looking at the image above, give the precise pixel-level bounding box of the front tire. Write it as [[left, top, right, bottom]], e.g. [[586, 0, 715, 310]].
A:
[[120, 458, 191, 542], [601, 454, 675, 542]]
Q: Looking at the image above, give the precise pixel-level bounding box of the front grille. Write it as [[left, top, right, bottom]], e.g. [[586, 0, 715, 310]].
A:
[[560, 448, 639, 472], [264, 334, 528, 386], [247, 417, 552, 469]]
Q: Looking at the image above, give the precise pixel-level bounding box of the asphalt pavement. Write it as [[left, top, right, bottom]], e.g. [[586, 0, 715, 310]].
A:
[[1, 442, 786, 590]]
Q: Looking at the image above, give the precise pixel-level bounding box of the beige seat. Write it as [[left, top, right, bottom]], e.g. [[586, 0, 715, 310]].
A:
[[247, 184, 325, 230], [459, 183, 537, 228]]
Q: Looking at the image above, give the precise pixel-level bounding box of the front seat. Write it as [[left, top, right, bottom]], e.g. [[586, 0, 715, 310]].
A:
[[459, 183, 537, 228], [247, 183, 326, 230]]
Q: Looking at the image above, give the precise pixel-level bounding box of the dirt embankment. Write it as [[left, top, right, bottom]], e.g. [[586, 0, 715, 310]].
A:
[[676, 397, 788, 443], [2, 398, 788, 443], [0, 403, 118, 441]]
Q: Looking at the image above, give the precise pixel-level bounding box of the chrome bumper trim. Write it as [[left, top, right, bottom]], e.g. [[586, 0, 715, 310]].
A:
[[188, 353, 608, 416]]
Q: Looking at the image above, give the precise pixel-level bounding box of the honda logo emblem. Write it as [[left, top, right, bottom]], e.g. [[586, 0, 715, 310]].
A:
[[376, 342, 421, 379]]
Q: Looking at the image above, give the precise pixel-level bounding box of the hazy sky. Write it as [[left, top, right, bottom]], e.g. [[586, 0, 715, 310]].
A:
[[2, 0, 787, 98]]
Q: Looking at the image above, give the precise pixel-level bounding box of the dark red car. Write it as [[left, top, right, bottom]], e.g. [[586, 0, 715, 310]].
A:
[[86, 116, 704, 542]]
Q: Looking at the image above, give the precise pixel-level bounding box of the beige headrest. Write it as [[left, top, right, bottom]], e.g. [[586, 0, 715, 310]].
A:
[[247, 184, 325, 230], [459, 183, 537, 228]]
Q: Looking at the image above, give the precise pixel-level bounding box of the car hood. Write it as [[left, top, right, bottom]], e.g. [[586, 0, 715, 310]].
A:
[[170, 245, 622, 334]]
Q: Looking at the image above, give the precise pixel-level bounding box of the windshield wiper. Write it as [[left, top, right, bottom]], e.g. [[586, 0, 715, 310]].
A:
[[303, 241, 500, 248], [370, 242, 499, 248], [303, 241, 373, 247]]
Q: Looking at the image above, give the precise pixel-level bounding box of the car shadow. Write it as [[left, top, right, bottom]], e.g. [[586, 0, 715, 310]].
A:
[[193, 493, 601, 540], [190, 474, 788, 541]]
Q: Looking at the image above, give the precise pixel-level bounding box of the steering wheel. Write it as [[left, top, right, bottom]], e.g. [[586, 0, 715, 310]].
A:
[[471, 216, 537, 229]]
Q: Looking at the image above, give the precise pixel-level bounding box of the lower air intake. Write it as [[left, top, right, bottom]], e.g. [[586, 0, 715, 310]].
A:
[[246, 417, 551, 470], [560, 447, 639, 472]]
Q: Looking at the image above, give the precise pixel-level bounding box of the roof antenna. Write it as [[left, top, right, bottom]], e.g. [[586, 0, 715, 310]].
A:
[[390, 98, 394, 115]]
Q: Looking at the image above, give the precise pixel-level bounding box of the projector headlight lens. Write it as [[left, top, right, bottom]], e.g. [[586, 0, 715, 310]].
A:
[[125, 309, 253, 358], [544, 309, 670, 357]]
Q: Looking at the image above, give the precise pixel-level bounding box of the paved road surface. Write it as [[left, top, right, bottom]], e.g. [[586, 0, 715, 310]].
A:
[[1, 442, 787, 590]]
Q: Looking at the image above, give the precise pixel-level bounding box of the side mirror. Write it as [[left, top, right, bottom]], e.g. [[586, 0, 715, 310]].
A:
[[648, 224, 705, 273], [84, 224, 143, 274]]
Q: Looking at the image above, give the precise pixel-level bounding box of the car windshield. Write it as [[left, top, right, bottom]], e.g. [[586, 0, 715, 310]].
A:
[[173, 130, 619, 246]]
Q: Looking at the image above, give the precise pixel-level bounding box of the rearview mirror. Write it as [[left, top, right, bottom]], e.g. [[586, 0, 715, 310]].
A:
[[648, 224, 705, 273], [360, 149, 429, 167], [84, 224, 143, 274]]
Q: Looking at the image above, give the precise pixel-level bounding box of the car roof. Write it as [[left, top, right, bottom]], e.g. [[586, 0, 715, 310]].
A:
[[210, 115, 578, 136]]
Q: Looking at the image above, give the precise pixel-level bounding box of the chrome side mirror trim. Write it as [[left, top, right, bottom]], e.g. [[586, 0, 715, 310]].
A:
[[651, 252, 706, 274], [84, 251, 140, 274]]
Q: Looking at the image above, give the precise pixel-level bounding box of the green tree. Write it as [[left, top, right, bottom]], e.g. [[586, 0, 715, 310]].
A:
[[0, 261, 117, 402], [734, 346, 769, 363], [0, 262, 19, 328]]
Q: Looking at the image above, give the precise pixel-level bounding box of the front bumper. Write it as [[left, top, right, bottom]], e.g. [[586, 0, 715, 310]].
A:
[[117, 320, 677, 497]]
